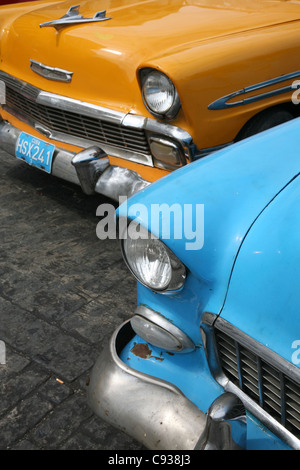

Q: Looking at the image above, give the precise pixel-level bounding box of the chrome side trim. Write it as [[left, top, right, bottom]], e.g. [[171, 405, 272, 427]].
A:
[[40, 5, 112, 30], [201, 313, 300, 450], [208, 71, 300, 110], [0, 70, 196, 166], [30, 60, 73, 83]]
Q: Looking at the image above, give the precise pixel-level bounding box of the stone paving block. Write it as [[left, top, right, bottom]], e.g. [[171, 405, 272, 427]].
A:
[[60, 432, 100, 450], [0, 299, 95, 381], [11, 439, 40, 450], [0, 347, 30, 380], [36, 377, 72, 406], [0, 363, 48, 415], [29, 393, 93, 449], [0, 394, 53, 449], [60, 278, 137, 345], [80, 415, 145, 450], [0, 150, 142, 450]]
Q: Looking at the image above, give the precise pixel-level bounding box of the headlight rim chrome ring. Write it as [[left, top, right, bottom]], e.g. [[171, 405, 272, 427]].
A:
[[120, 221, 186, 294], [140, 68, 181, 121]]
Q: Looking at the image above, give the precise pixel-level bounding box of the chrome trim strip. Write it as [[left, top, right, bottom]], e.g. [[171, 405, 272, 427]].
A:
[[216, 316, 300, 384], [30, 60, 73, 83], [208, 71, 300, 110], [201, 313, 300, 450], [0, 81, 5, 105], [0, 70, 196, 166], [36, 91, 125, 125], [0, 72, 39, 100]]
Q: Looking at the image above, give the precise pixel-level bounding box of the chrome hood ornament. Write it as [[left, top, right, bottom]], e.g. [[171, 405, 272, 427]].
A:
[[40, 5, 112, 30]]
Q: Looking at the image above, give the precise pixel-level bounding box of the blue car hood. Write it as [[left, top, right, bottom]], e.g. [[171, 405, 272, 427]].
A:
[[221, 172, 300, 364], [118, 118, 300, 314]]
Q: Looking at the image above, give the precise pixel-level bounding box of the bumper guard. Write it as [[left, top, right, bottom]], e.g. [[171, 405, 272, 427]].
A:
[[0, 120, 150, 201]]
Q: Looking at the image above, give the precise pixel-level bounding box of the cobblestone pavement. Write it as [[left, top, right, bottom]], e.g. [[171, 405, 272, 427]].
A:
[[0, 149, 144, 450]]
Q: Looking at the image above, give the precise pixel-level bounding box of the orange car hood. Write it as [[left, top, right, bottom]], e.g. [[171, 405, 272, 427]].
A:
[[1, 0, 300, 110]]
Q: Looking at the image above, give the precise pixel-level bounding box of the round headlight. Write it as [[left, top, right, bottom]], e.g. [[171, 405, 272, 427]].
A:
[[121, 224, 186, 292], [142, 70, 181, 119]]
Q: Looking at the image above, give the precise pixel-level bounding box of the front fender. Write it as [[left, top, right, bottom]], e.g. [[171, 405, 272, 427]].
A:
[[145, 22, 300, 148], [118, 118, 300, 316], [221, 173, 300, 364]]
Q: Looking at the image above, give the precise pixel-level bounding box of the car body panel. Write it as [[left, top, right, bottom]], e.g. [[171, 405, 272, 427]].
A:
[[106, 118, 300, 449], [116, 171, 300, 449], [221, 174, 300, 365], [119, 334, 291, 450], [0, 1, 48, 4], [1, 0, 300, 190], [118, 118, 300, 317]]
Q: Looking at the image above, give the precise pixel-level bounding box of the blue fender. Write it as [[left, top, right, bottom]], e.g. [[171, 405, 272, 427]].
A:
[[221, 173, 300, 364], [118, 118, 300, 317]]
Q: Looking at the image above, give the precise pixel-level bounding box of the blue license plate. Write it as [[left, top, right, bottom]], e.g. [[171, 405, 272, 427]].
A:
[[15, 132, 55, 174]]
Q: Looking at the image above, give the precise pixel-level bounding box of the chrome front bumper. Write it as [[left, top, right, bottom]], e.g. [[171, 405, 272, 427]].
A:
[[87, 321, 247, 450], [0, 120, 150, 201]]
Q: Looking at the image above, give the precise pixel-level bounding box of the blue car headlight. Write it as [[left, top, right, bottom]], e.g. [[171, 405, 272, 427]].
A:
[[121, 223, 186, 293]]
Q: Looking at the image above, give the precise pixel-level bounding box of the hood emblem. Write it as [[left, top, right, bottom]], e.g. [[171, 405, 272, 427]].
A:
[[40, 5, 112, 30], [30, 60, 73, 83]]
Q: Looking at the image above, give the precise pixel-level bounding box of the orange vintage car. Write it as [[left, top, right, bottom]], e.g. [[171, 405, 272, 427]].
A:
[[1, 0, 300, 201]]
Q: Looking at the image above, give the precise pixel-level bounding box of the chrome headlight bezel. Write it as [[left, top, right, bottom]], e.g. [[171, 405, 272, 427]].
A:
[[120, 221, 186, 293], [140, 68, 181, 121]]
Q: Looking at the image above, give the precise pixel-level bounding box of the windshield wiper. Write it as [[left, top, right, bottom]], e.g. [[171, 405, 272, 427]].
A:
[[40, 5, 112, 30]]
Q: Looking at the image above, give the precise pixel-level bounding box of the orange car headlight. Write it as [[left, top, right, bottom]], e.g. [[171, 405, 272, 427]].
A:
[[141, 69, 181, 120]]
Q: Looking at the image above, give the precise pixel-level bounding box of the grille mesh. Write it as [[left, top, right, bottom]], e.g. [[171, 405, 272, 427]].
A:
[[5, 86, 150, 155], [215, 328, 300, 438]]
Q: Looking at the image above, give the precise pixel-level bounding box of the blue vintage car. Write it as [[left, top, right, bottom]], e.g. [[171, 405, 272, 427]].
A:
[[87, 117, 300, 451]]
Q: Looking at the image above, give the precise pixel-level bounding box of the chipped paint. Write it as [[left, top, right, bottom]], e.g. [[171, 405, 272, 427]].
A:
[[131, 343, 152, 359], [131, 342, 164, 361]]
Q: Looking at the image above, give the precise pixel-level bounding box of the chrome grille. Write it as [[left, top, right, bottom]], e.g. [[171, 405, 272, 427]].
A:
[[5, 85, 150, 155], [214, 326, 300, 438]]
